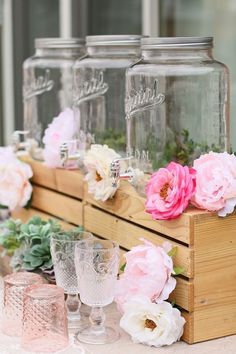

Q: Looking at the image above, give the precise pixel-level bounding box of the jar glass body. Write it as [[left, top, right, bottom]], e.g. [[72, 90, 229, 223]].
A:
[[73, 44, 141, 155], [23, 43, 85, 160], [126, 47, 230, 172]]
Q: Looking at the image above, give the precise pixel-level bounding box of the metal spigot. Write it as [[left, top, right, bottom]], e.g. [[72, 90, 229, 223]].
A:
[[110, 157, 135, 188], [59, 140, 81, 167], [11, 130, 30, 152]]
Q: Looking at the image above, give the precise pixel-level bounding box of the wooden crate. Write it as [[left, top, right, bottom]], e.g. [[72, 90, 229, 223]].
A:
[[11, 159, 236, 344]]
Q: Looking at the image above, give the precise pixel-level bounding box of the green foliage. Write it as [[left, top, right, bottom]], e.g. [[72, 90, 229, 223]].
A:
[[173, 266, 185, 276], [120, 263, 126, 273], [0, 216, 83, 273], [168, 246, 178, 258], [95, 129, 126, 152], [146, 129, 221, 170]]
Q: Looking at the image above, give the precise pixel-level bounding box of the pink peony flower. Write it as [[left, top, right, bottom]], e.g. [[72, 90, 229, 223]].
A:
[[0, 147, 33, 211], [192, 152, 236, 216], [145, 162, 196, 220], [43, 108, 78, 168], [115, 239, 176, 313]]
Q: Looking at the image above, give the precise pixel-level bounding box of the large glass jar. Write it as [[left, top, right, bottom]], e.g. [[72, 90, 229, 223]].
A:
[[73, 35, 142, 156], [126, 37, 230, 172], [23, 38, 85, 160]]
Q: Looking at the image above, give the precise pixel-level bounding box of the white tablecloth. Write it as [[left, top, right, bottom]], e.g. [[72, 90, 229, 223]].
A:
[[0, 279, 236, 354]]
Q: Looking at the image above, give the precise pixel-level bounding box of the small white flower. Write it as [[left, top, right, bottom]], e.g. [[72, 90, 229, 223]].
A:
[[120, 296, 185, 347], [84, 144, 121, 202]]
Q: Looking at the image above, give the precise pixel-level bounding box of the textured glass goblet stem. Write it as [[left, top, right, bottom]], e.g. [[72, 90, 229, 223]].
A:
[[89, 306, 106, 334], [66, 294, 81, 320]]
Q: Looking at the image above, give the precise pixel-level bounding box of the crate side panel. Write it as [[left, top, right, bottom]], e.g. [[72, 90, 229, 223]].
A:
[[194, 303, 236, 342], [85, 183, 192, 245], [84, 205, 193, 278], [32, 186, 83, 226], [193, 213, 236, 341]]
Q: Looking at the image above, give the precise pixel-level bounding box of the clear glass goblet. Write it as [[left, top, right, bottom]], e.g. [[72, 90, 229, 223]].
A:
[[50, 231, 93, 329], [75, 239, 120, 344]]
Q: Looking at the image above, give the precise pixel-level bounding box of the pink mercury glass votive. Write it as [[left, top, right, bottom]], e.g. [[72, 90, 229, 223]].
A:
[[2, 272, 44, 337], [21, 284, 69, 353]]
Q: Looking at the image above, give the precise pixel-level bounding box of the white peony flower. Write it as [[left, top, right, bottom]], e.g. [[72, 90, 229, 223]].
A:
[[120, 296, 185, 347], [0, 147, 33, 211], [84, 144, 121, 202]]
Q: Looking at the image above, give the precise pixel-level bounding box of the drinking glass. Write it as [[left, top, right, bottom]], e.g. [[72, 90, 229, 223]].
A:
[[50, 231, 93, 328], [2, 272, 43, 336], [21, 284, 69, 353], [75, 239, 120, 344]]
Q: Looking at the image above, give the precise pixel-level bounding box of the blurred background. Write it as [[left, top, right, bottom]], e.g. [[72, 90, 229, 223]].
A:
[[0, 0, 235, 148]]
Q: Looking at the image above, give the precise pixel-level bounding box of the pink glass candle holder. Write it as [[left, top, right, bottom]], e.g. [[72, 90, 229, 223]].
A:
[[2, 272, 44, 337], [21, 284, 69, 353]]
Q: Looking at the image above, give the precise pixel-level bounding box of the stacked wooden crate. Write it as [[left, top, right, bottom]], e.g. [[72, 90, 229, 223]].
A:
[[11, 159, 236, 344]]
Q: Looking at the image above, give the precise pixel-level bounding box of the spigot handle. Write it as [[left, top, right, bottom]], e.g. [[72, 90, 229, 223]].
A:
[[110, 156, 134, 187], [11, 130, 30, 152], [59, 140, 80, 167]]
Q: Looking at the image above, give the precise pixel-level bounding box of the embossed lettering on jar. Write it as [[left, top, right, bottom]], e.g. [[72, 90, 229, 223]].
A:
[[23, 38, 85, 160], [73, 35, 142, 156], [126, 37, 230, 172]]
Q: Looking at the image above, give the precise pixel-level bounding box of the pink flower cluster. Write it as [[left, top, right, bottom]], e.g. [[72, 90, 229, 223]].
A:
[[115, 239, 176, 312], [43, 108, 78, 169], [146, 162, 196, 220], [145, 152, 236, 220]]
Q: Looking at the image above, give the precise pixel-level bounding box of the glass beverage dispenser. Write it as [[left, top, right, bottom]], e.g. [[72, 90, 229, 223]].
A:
[[22, 38, 85, 160], [126, 37, 230, 173], [73, 35, 142, 157]]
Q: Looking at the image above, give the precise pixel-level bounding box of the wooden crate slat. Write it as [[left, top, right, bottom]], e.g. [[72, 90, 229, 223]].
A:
[[32, 186, 83, 226], [84, 204, 193, 278], [28, 158, 83, 199], [169, 278, 194, 312], [181, 311, 194, 344], [85, 183, 193, 245]]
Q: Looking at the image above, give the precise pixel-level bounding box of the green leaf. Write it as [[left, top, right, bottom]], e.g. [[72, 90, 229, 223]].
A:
[[168, 246, 178, 258], [43, 259, 53, 268], [173, 266, 185, 276], [0, 204, 8, 209], [120, 263, 126, 272]]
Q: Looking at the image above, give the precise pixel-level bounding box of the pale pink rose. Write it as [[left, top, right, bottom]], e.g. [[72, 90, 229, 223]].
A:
[[192, 152, 236, 214], [43, 108, 78, 169], [115, 239, 176, 313], [145, 162, 196, 220], [0, 147, 33, 211]]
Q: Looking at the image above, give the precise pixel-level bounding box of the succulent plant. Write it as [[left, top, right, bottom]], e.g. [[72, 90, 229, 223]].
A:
[[0, 216, 83, 281]]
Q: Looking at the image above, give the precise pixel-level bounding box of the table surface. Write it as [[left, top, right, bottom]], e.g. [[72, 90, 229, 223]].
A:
[[0, 279, 236, 354]]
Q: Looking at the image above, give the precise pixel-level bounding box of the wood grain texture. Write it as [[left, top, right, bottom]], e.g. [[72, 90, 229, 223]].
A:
[[85, 182, 193, 245], [169, 278, 194, 312], [194, 303, 236, 343], [181, 311, 194, 344], [32, 186, 83, 226], [84, 204, 193, 278], [25, 158, 83, 199]]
